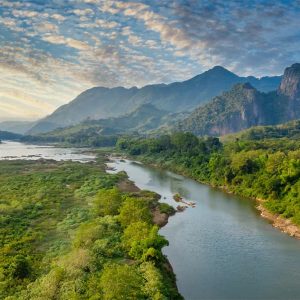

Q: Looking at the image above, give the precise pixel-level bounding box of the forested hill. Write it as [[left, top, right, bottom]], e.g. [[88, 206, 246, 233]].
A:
[[222, 120, 300, 141], [178, 63, 300, 136], [28, 66, 281, 134]]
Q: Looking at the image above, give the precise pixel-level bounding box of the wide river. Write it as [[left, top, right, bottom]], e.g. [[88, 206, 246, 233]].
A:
[[0, 141, 95, 162], [1, 142, 300, 299], [107, 158, 300, 300]]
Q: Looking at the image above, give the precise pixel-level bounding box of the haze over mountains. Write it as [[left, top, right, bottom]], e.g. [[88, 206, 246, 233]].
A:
[[26, 66, 281, 134], [37, 104, 186, 139]]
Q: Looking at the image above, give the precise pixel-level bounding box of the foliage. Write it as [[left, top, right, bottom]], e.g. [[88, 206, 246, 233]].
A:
[[118, 131, 300, 225], [177, 83, 292, 136], [93, 188, 123, 216], [100, 263, 144, 300], [21, 131, 118, 148], [0, 159, 181, 299], [159, 203, 176, 215], [223, 120, 300, 141], [118, 197, 152, 227]]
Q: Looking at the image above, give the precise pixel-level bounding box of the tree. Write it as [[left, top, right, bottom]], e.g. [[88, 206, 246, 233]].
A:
[[9, 255, 31, 279], [100, 264, 144, 300], [122, 221, 151, 250], [128, 226, 168, 262], [93, 188, 122, 216], [118, 197, 152, 227], [140, 262, 167, 300]]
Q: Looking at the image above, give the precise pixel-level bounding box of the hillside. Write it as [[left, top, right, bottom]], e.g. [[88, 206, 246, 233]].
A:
[[0, 131, 22, 140], [28, 66, 281, 134], [84, 103, 174, 133], [22, 104, 185, 147], [178, 63, 300, 136], [222, 120, 300, 141]]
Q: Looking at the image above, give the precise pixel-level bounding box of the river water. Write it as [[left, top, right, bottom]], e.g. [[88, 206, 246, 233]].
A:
[[107, 158, 300, 300], [0, 141, 95, 162]]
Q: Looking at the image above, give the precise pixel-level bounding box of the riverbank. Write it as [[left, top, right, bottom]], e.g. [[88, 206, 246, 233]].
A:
[[257, 201, 300, 239], [111, 153, 300, 240], [115, 174, 174, 228], [105, 153, 300, 299], [216, 183, 300, 239], [106, 161, 182, 297]]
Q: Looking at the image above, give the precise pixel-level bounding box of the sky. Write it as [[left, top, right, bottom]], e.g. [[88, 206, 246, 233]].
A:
[[1, 0, 300, 121]]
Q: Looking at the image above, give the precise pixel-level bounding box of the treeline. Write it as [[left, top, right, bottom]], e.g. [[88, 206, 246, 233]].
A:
[[21, 133, 118, 147], [0, 130, 22, 141], [224, 120, 300, 141], [117, 132, 300, 224], [0, 160, 181, 299]]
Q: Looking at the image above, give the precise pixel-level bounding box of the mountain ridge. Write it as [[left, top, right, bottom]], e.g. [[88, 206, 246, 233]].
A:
[[178, 63, 300, 136], [28, 66, 282, 134]]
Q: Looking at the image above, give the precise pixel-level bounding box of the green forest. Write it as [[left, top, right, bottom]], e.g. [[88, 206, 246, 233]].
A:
[[117, 132, 300, 225], [0, 157, 181, 299], [1, 122, 300, 299]]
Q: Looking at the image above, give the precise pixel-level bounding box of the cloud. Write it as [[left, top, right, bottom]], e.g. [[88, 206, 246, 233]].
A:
[[12, 9, 39, 18], [1, 0, 300, 121], [51, 13, 66, 21], [42, 34, 90, 51], [73, 8, 94, 16]]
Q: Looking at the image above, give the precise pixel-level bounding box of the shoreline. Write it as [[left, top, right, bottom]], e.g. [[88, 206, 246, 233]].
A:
[[218, 185, 300, 239], [256, 200, 300, 239], [116, 175, 173, 227], [111, 154, 300, 241], [105, 160, 181, 297]]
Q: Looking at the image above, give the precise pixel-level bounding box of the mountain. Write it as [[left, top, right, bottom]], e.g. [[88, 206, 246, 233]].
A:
[[35, 103, 185, 138], [0, 121, 36, 134], [28, 66, 281, 134], [278, 63, 300, 120], [0, 131, 22, 140], [22, 104, 185, 147], [85, 103, 169, 133], [178, 63, 300, 136]]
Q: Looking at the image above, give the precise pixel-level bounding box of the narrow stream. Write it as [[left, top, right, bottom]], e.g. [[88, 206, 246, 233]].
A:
[[107, 158, 300, 300]]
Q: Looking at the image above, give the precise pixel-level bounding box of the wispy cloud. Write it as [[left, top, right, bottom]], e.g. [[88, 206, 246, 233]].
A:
[[0, 0, 300, 121]]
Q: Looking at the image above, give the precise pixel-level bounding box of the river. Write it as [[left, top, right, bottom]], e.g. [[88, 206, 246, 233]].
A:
[[0, 141, 95, 162], [107, 158, 300, 300], [1, 142, 300, 299]]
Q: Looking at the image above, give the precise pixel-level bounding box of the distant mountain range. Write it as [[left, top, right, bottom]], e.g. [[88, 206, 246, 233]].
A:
[[27, 66, 281, 134], [178, 63, 300, 136], [0, 121, 37, 135]]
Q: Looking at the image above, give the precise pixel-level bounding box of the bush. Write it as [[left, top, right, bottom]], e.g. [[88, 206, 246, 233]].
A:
[[100, 263, 144, 300], [93, 188, 122, 216]]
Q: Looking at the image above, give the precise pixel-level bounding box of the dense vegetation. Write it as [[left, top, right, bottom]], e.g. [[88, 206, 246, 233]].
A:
[[117, 131, 300, 224], [222, 120, 300, 141], [0, 158, 181, 299], [21, 129, 118, 148], [177, 83, 291, 136]]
